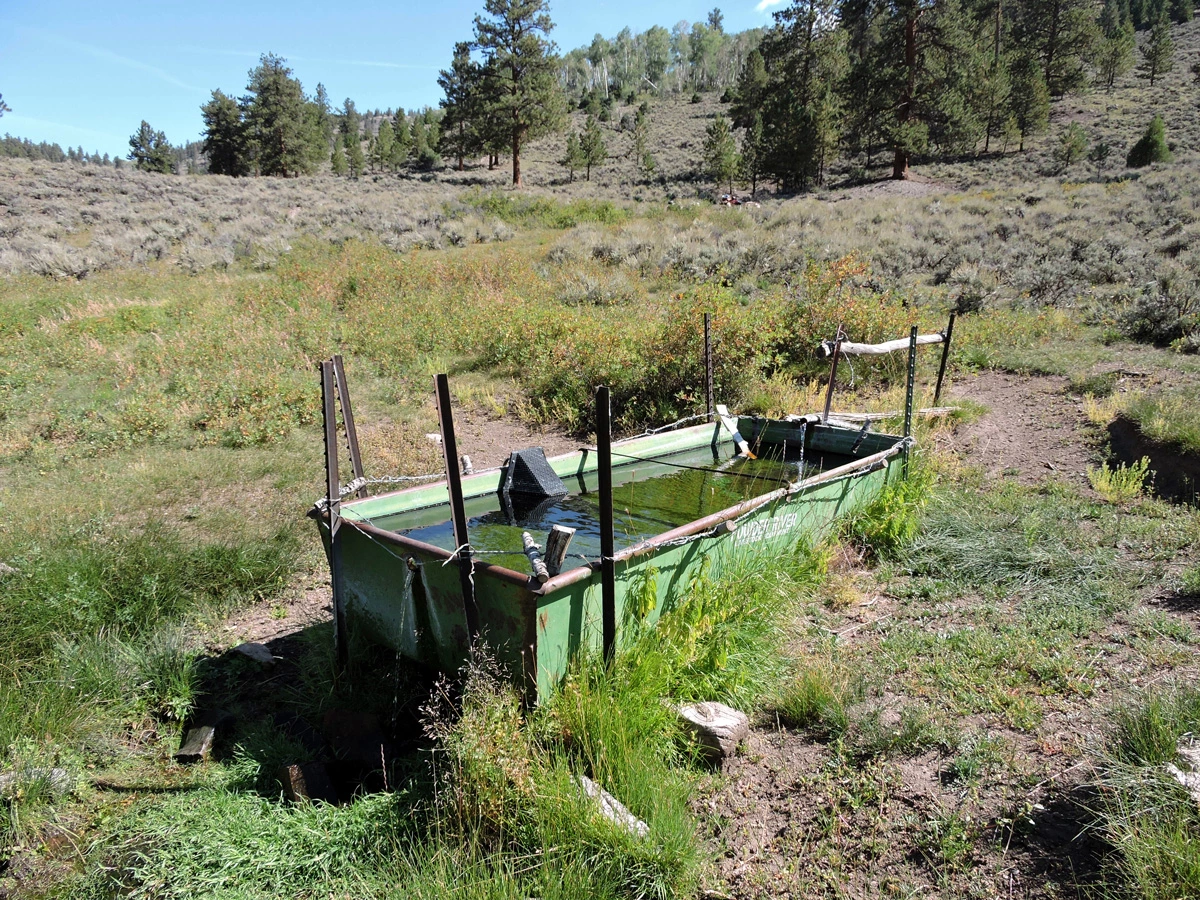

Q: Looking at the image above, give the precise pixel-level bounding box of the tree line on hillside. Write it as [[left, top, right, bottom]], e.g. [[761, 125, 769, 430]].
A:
[[190, 53, 446, 178], [16, 0, 1193, 187], [714, 0, 1195, 190], [558, 11, 762, 98]]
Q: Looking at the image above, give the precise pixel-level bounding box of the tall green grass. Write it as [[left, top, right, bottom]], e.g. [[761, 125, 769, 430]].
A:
[[71, 541, 824, 899], [0, 521, 297, 754], [1091, 687, 1200, 900]]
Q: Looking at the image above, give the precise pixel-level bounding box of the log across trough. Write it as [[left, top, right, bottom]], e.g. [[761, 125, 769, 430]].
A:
[[311, 411, 909, 702]]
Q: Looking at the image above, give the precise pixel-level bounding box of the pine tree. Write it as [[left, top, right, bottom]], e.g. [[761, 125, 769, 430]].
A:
[[579, 115, 607, 180], [729, 49, 767, 129], [473, 0, 567, 186], [330, 140, 348, 175], [340, 99, 361, 146], [391, 110, 411, 168], [1138, 11, 1174, 86], [241, 54, 321, 176], [1013, 0, 1099, 96], [1008, 53, 1050, 151], [1126, 114, 1173, 166], [703, 112, 739, 194], [313, 84, 335, 156], [631, 105, 656, 178], [740, 113, 765, 196], [1056, 122, 1088, 171], [1170, 0, 1192, 22], [0, 94, 9, 117], [127, 121, 174, 173], [560, 131, 584, 181], [438, 42, 485, 170], [376, 120, 396, 171], [346, 132, 364, 178], [1096, 1, 1137, 94], [201, 89, 250, 176]]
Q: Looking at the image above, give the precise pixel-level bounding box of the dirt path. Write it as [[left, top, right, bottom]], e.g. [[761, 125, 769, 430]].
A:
[[940, 371, 1099, 484]]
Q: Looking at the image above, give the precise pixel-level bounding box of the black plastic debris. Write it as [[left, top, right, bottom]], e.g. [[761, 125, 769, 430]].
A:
[[502, 448, 569, 500]]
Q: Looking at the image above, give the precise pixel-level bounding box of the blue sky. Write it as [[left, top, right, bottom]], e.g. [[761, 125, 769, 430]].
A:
[[0, 1, 779, 158]]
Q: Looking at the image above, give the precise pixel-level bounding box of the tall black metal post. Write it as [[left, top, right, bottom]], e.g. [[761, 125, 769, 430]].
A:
[[596, 385, 616, 664], [933, 312, 957, 407], [903, 325, 918, 441], [321, 360, 349, 671], [703, 313, 714, 422], [435, 374, 479, 642]]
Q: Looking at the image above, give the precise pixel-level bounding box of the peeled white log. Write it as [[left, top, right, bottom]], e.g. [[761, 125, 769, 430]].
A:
[[575, 774, 650, 837], [820, 333, 945, 357], [522, 531, 550, 584]]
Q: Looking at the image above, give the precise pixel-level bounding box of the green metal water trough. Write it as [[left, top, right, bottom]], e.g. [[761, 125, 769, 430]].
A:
[[312, 404, 909, 702]]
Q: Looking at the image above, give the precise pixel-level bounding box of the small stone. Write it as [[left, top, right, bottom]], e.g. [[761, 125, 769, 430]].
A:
[[231, 642, 275, 667], [279, 762, 338, 804], [575, 774, 649, 838], [678, 701, 750, 762], [425, 433, 442, 444], [174, 710, 232, 764], [0, 562, 18, 576]]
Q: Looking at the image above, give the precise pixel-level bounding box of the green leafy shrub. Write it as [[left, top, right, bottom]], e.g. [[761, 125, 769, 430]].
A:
[[1118, 266, 1200, 345], [845, 457, 933, 560]]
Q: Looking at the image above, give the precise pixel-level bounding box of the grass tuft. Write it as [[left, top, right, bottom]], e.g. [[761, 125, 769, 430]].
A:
[[1091, 687, 1200, 900], [1088, 456, 1151, 503]]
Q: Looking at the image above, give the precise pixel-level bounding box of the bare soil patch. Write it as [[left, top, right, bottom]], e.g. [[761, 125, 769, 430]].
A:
[[824, 174, 950, 203], [942, 371, 1099, 484]]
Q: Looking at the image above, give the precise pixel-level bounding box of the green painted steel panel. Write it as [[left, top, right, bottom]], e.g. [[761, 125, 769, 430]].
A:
[[317, 419, 904, 701]]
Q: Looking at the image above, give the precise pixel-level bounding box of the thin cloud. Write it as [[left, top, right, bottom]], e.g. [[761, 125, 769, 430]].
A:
[[3, 113, 123, 145], [175, 47, 439, 72], [20, 27, 205, 94], [291, 54, 440, 71], [755, 0, 785, 10]]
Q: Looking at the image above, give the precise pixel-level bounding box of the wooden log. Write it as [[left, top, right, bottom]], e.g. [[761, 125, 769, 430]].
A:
[[819, 333, 945, 358], [279, 762, 339, 805], [175, 726, 216, 763], [830, 406, 959, 422], [678, 701, 750, 763], [544, 525, 575, 576], [522, 531, 550, 584], [575, 774, 649, 837]]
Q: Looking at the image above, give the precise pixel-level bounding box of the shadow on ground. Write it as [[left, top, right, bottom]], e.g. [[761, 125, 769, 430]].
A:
[[182, 623, 440, 806]]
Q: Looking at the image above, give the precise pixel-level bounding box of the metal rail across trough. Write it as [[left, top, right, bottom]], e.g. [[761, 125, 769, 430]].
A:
[[311, 324, 947, 702]]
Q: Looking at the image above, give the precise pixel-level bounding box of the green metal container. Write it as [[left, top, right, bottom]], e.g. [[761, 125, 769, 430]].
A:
[[313, 416, 907, 701]]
